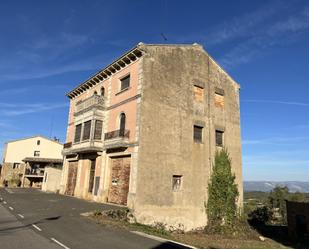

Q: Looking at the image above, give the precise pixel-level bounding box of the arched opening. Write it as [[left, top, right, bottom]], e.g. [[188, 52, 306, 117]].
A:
[[100, 87, 105, 96], [93, 91, 98, 95], [119, 113, 126, 136]]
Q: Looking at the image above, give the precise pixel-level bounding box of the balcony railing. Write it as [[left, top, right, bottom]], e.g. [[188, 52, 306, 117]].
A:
[[63, 142, 72, 149], [75, 95, 104, 114], [25, 169, 44, 176], [104, 129, 130, 140]]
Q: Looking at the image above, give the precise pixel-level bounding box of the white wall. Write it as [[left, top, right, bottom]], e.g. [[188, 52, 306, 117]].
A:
[[3, 136, 63, 163], [42, 167, 62, 192]]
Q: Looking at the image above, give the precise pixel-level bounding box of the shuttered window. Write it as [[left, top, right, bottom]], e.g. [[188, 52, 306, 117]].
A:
[[120, 75, 130, 91], [193, 125, 203, 143], [216, 130, 224, 147], [82, 120, 91, 141], [94, 120, 103, 140], [74, 124, 82, 143]]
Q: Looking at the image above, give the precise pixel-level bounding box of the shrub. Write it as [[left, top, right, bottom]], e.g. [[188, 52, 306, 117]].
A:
[[248, 206, 272, 225]]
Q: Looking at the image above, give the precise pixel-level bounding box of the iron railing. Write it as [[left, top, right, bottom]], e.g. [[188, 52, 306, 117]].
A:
[[104, 129, 130, 140]]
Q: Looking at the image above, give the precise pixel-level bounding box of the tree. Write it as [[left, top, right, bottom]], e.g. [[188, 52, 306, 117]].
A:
[[267, 186, 289, 224], [207, 149, 239, 228]]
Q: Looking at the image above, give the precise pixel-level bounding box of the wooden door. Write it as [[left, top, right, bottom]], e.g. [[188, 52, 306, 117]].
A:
[[65, 161, 78, 196], [108, 156, 131, 205]]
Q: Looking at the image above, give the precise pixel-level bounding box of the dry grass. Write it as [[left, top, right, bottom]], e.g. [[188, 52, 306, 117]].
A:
[[89, 212, 293, 249]]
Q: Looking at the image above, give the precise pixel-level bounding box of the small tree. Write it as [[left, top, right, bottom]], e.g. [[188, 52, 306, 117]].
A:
[[207, 149, 239, 228], [267, 186, 289, 224]]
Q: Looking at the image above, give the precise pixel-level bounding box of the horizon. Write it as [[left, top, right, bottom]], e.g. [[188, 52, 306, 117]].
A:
[[0, 0, 308, 181]]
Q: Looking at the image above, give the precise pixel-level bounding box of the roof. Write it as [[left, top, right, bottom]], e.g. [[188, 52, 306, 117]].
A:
[[67, 42, 240, 99], [5, 135, 63, 145], [22, 157, 63, 164]]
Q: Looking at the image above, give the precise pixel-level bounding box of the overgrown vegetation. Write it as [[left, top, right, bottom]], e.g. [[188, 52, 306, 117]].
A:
[[206, 148, 240, 233]]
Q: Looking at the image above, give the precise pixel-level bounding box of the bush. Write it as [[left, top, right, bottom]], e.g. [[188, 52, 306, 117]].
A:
[[248, 206, 272, 225], [206, 149, 239, 230]]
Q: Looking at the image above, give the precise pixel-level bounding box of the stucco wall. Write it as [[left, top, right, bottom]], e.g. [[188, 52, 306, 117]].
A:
[[3, 136, 63, 163], [42, 167, 62, 193], [134, 44, 242, 230]]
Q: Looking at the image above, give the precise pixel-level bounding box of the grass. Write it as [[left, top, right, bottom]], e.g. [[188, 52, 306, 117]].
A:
[[89, 210, 294, 249]]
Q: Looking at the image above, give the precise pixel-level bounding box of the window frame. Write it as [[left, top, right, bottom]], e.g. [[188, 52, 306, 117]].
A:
[[172, 175, 183, 191], [34, 151, 40, 157], [119, 74, 130, 92], [193, 125, 203, 143], [74, 123, 82, 143], [215, 130, 224, 147]]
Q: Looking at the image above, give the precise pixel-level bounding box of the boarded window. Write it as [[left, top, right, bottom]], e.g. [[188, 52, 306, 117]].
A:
[[194, 125, 203, 143], [194, 85, 204, 102], [215, 89, 224, 108], [172, 175, 182, 191], [119, 113, 126, 136], [83, 120, 92, 141], [216, 130, 224, 147], [120, 75, 130, 91], [74, 124, 82, 143], [94, 120, 103, 140]]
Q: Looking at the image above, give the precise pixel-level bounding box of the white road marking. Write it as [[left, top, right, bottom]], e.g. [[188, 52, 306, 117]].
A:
[[51, 238, 70, 249], [32, 224, 42, 231], [3, 201, 7, 204], [17, 214, 24, 219], [131, 231, 197, 249], [9, 206, 14, 210]]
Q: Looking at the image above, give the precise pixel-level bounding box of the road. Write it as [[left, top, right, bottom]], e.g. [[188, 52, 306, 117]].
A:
[[0, 188, 193, 249]]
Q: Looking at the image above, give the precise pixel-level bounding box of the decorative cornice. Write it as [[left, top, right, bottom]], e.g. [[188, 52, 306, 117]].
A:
[[67, 45, 144, 99]]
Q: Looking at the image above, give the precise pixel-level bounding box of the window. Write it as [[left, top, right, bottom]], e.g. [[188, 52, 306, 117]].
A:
[[172, 175, 182, 191], [94, 120, 103, 140], [44, 172, 48, 182], [215, 88, 225, 108], [216, 130, 224, 147], [37, 140, 40, 145], [119, 113, 126, 136], [120, 75, 130, 91], [74, 124, 82, 143], [193, 125, 203, 143], [194, 85, 204, 102], [34, 151, 40, 157], [93, 90, 98, 95], [100, 87, 105, 96], [82, 120, 92, 141], [13, 163, 20, 169]]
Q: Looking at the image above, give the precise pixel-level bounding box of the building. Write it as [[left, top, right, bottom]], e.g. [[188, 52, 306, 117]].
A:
[[1, 136, 63, 188], [286, 200, 309, 239], [60, 43, 242, 230]]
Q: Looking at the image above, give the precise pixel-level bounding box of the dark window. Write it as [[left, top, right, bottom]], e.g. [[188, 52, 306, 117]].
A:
[[13, 163, 20, 169], [34, 151, 40, 157], [94, 120, 103, 140], [216, 130, 224, 147], [93, 90, 98, 95], [83, 120, 91, 141], [37, 140, 40, 145], [100, 87, 105, 96], [120, 75, 130, 91], [119, 113, 126, 136], [172, 175, 182, 191], [74, 124, 82, 143], [88, 159, 96, 193], [193, 125, 203, 143]]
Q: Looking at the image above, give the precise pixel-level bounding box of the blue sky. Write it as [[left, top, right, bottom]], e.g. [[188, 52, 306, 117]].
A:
[[0, 0, 308, 181]]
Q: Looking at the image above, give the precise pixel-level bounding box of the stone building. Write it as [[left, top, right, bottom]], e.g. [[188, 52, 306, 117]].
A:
[[1, 136, 63, 188], [60, 43, 243, 230], [286, 200, 309, 239]]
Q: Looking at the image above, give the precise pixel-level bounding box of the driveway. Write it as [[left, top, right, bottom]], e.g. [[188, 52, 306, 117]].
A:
[[0, 188, 192, 249]]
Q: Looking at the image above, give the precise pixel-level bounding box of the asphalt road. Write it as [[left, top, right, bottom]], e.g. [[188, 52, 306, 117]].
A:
[[0, 188, 193, 249]]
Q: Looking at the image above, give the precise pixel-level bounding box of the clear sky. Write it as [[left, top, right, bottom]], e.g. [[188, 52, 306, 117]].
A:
[[0, 0, 308, 181]]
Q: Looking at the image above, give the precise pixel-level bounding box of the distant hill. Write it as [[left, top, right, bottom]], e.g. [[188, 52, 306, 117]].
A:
[[244, 181, 309, 193]]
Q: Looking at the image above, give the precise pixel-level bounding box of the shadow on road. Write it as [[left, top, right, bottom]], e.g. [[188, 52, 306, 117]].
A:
[[151, 241, 194, 249]]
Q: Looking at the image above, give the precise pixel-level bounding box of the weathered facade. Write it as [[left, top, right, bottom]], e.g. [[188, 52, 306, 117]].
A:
[[0, 136, 63, 188], [60, 43, 242, 230], [286, 201, 309, 239]]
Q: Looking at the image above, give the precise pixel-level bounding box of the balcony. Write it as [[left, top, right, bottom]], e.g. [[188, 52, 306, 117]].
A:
[[24, 168, 45, 177], [104, 129, 130, 149], [63, 140, 103, 155], [74, 95, 104, 116]]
